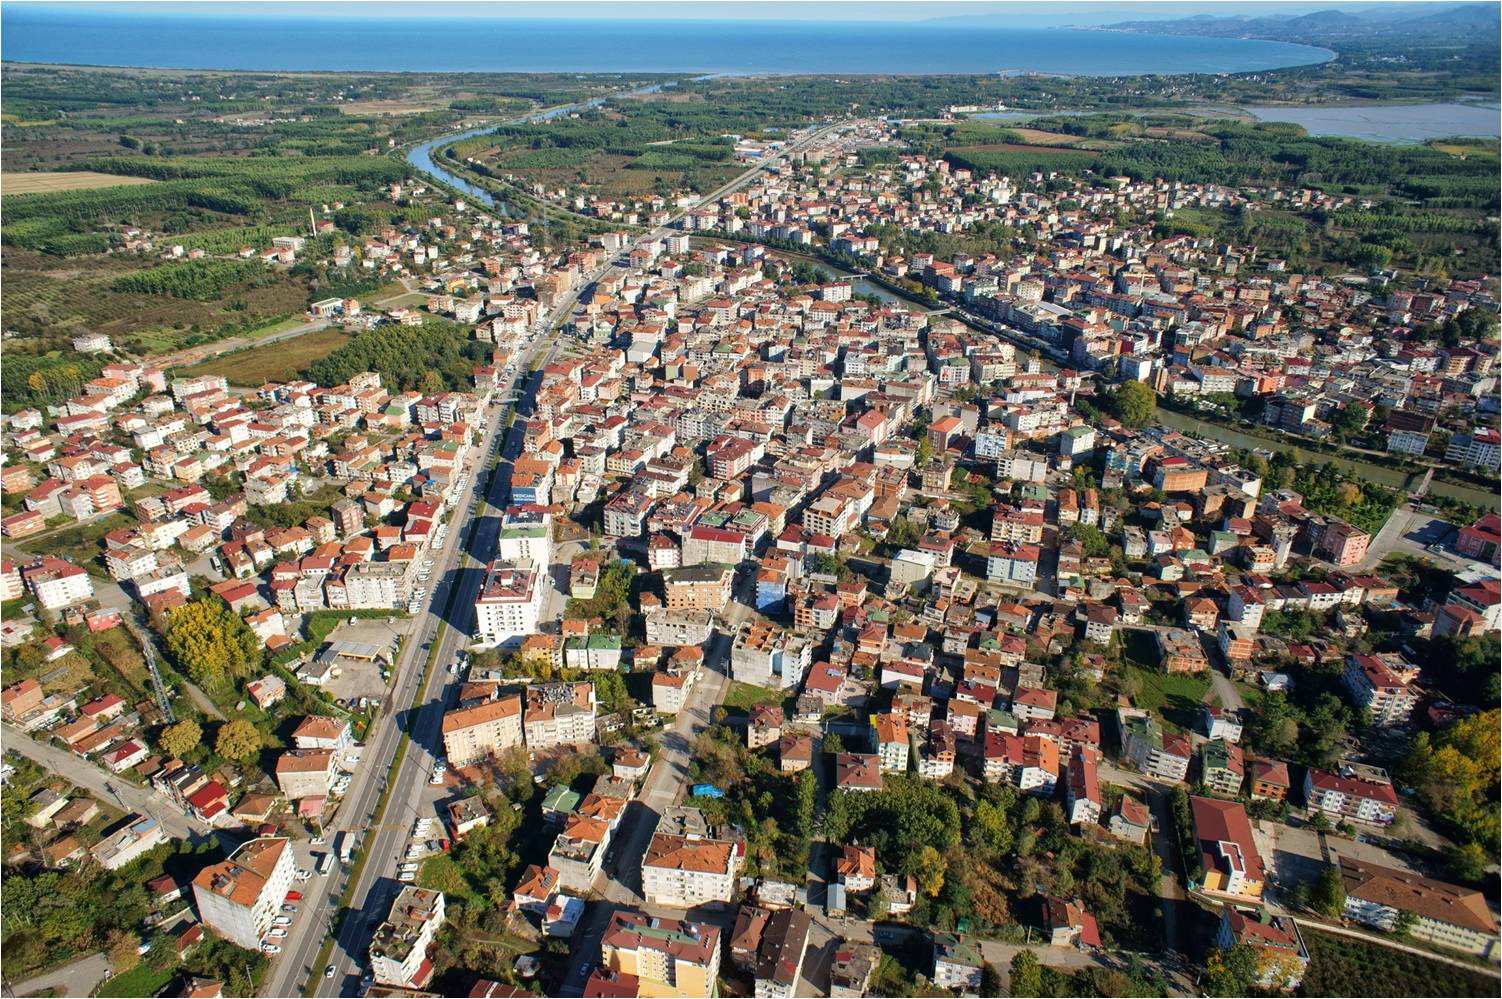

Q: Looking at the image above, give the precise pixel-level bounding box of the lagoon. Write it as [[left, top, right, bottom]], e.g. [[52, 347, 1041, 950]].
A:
[[1243, 102, 1501, 143]]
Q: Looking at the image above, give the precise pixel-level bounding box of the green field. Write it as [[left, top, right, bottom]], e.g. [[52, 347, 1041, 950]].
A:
[[95, 963, 175, 998], [1121, 662, 1211, 728], [175, 328, 354, 385]]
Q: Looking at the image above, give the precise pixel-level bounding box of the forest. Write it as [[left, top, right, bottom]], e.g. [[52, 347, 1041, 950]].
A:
[[303, 319, 491, 393]]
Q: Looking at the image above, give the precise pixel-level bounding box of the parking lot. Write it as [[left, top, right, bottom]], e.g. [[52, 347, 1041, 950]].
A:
[[1253, 818, 1423, 893], [320, 619, 406, 707]]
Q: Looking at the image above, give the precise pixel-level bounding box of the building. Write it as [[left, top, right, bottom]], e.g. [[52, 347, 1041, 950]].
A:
[[1339, 857, 1498, 958], [599, 910, 721, 999], [1065, 747, 1101, 825], [274, 749, 335, 801], [192, 837, 295, 949], [1200, 739, 1245, 797], [21, 557, 95, 611], [931, 932, 983, 992], [730, 622, 810, 690], [1118, 711, 1191, 781], [662, 562, 734, 612], [752, 906, 812, 999], [641, 832, 740, 908], [1215, 909, 1309, 990], [370, 886, 446, 989], [1341, 654, 1419, 725], [828, 941, 880, 998], [474, 560, 544, 648], [524, 682, 596, 750], [1190, 797, 1264, 903], [1304, 767, 1398, 826], [91, 814, 166, 870], [442, 695, 523, 766]]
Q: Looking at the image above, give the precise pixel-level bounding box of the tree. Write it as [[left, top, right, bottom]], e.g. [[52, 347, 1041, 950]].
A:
[[867, 887, 889, 922], [418, 369, 446, 395], [1204, 944, 1258, 997], [1309, 865, 1346, 918], [214, 719, 260, 761], [105, 928, 140, 975], [159, 719, 202, 759], [163, 599, 261, 692], [1010, 950, 1042, 998], [1335, 481, 1363, 508], [1108, 380, 1157, 428], [1330, 403, 1369, 439], [915, 845, 947, 898], [823, 733, 844, 756]]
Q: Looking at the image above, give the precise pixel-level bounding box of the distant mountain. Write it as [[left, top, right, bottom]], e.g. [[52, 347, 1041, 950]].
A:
[[1102, 2, 1499, 44]]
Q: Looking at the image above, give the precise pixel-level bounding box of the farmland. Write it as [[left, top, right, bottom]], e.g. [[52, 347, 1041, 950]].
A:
[[1, 170, 158, 194]]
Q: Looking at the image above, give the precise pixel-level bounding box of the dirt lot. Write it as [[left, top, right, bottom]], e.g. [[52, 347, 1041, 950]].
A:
[[2, 171, 157, 194], [319, 618, 407, 708]]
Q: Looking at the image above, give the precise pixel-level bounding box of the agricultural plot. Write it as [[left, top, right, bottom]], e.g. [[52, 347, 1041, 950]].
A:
[[2, 170, 157, 194]]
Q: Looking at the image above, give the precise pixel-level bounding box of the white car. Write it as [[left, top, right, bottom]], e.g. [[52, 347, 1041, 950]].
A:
[[262, 944, 282, 954], [429, 771, 445, 785], [400, 863, 419, 874], [269, 928, 288, 938], [273, 916, 292, 926], [399, 871, 416, 882]]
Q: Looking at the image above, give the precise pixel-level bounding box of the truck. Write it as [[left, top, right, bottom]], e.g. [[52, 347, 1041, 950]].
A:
[[338, 831, 357, 864], [317, 852, 334, 876]]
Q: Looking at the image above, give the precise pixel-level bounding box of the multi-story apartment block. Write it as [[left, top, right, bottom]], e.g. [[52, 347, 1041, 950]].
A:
[[642, 832, 741, 908], [599, 911, 722, 999], [370, 886, 445, 989], [474, 560, 544, 649], [192, 836, 295, 949], [442, 695, 524, 766]]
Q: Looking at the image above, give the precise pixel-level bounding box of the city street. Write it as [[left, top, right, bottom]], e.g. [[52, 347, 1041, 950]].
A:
[[1, 725, 210, 840]]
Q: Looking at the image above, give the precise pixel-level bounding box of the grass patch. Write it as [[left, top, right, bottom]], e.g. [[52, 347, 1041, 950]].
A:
[[722, 680, 784, 712], [1122, 663, 1210, 731], [95, 963, 175, 998], [16, 512, 135, 569]]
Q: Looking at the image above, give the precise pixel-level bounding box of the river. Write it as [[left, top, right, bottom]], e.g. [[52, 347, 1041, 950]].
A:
[[404, 81, 677, 212]]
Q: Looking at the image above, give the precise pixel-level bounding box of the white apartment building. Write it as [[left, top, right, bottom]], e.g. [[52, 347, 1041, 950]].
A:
[[441, 695, 523, 766], [370, 887, 446, 989], [642, 832, 740, 908], [192, 836, 295, 949], [474, 560, 544, 648]]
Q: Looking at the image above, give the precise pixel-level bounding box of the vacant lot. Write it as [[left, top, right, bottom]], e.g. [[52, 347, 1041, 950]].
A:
[[177, 328, 353, 385], [2, 171, 156, 194], [952, 141, 1092, 157]]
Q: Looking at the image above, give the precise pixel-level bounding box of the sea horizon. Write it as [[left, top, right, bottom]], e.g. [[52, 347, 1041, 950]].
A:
[[0, 8, 1334, 76]]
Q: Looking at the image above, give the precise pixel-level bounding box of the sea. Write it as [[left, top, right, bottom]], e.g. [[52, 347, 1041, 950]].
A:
[[0, 9, 1333, 76]]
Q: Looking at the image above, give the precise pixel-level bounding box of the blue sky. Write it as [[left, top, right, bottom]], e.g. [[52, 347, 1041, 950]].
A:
[[8, 2, 1452, 25]]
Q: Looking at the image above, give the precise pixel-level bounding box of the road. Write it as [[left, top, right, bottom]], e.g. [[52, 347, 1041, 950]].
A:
[[1, 725, 210, 840], [5, 950, 111, 999], [266, 357, 521, 996]]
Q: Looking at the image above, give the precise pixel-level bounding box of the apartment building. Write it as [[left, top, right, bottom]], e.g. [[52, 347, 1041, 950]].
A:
[[1340, 857, 1498, 958], [1341, 654, 1419, 725], [473, 560, 545, 649], [523, 681, 596, 751], [1304, 767, 1398, 826], [1191, 797, 1264, 903], [730, 621, 811, 690], [370, 886, 446, 989], [661, 562, 734, 612], [192, 836, 295, 949], [642, 832, 741, 908], [599, 911, 722, 999], [441, 695, 523, 766]]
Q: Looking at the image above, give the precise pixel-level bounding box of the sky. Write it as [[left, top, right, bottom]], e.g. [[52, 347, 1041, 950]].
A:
[[8, 1, 1463, 25]]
